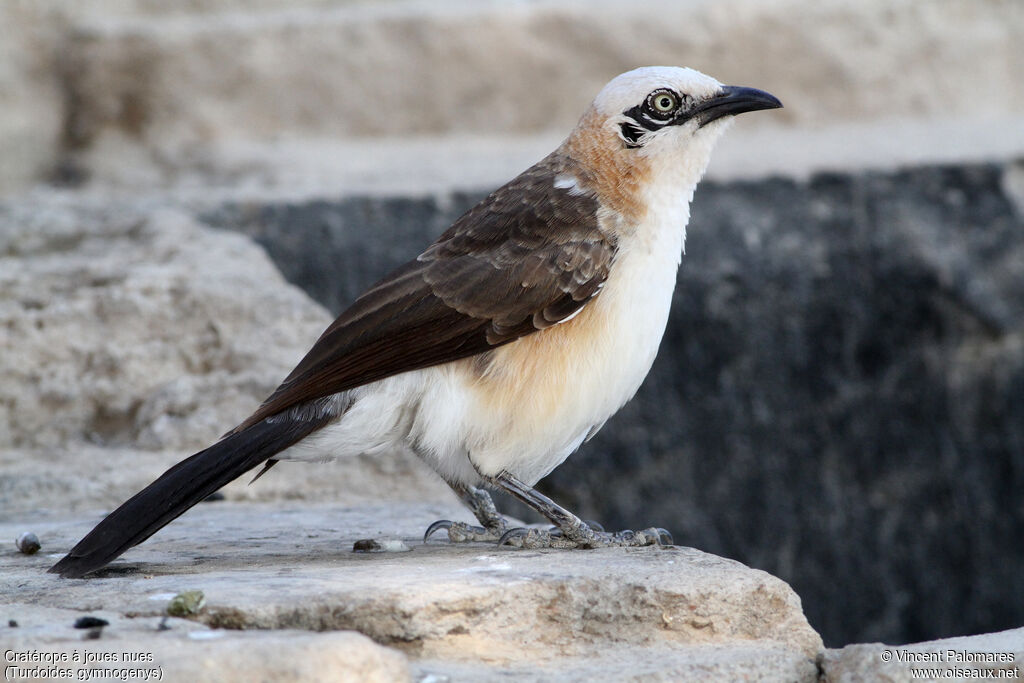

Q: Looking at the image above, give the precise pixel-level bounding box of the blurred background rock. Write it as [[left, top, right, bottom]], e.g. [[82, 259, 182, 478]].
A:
[[2, 0, 1022, 648]]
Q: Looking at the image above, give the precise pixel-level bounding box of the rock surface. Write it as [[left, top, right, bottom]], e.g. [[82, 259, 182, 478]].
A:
[[0, 201, 329, 451], [50, 0, 1024, 140], [2, 612, 409, 683], [2, 0, 1024, 195], [821, 628, 1024, 682], [1, 502, 822, 682], [0, 201, 454, 515]]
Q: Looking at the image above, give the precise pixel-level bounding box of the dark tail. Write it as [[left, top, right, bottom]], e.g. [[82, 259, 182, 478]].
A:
[[50, 415, 323, 578]]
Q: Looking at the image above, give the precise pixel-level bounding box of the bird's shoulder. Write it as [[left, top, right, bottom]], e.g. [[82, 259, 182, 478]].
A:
[[417, 152, 617, 338]]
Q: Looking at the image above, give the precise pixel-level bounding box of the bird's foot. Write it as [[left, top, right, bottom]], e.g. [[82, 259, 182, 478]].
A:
[[423, 519, 507, 544], [488, 472, 672, 550], [424, 477, 674, 550], [423, 485, 510, 544], [497, 524, 672, 549]]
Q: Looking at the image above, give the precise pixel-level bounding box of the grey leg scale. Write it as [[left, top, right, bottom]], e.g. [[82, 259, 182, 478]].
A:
[[492, 472, 673, 549], [423, 483, 511, 544]]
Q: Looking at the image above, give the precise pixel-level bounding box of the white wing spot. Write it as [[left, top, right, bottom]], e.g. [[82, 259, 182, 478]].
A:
[[554, 174, 587, 196]]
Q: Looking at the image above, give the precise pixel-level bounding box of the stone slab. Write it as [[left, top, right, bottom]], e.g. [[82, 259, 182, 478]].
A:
[[821, 629, 1024, 682], [2, 502, 823, 682], [2, 610, 409, 683]]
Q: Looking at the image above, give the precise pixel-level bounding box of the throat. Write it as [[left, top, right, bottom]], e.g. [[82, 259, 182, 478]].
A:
[[630, 180, 693, 258]]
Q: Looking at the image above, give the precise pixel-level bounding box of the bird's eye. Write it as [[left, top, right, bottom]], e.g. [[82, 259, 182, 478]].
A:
[[649, 90, 679, 115]]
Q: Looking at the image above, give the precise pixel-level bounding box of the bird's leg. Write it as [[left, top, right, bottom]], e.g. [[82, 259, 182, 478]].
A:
[[491, 472, 673, 549], [423, 483, 512, 544]]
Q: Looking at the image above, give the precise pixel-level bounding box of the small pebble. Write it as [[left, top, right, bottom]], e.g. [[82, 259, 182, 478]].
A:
[[15, 532, 41, 555], [166, 590, 206, 617], [74, 616, 109, 629], [353, 538, 411, 553], [74, 616, 109, 640], [8, 620, 18, 628]]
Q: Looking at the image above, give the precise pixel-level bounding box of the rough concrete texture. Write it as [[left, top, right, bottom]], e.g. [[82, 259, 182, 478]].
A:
[[821, 629, 1024, 682], [1, 503, 822, 682], [2, 0, 1024, 195], [0, 2, 64, 192], [47, 0, 1024, 135], [2, 612, 409, 683], [0, 200, 454, 514], [1, 441, 453, 522], [0, 201, 330, 451]]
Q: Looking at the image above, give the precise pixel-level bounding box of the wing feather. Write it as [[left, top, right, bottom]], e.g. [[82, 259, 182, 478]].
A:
[[236, 153, 615, 429]]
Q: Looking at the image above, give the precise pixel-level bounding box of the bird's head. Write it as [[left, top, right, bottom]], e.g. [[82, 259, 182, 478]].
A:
[[597, 66, 781, 150], [563, 66, 781, 217]]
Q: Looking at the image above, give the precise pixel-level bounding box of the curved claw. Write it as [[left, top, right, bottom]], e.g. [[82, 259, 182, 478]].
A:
[[423, 519, 453, 543], [583, 520, 605, 532], [497, 527, 531, 547], [655, 528, 674, 546]]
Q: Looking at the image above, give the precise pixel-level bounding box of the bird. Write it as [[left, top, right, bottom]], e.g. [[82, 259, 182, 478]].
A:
[[51, 66, 781, 578]]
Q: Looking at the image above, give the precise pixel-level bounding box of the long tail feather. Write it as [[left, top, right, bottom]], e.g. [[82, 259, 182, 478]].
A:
[[50, 416, 323, 578]]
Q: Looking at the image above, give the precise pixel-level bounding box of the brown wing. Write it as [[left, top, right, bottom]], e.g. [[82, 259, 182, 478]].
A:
[[236, 153, 615, 430]]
